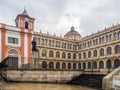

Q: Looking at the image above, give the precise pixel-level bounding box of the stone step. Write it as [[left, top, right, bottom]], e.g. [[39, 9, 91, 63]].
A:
[[68, 74, 105, 89]]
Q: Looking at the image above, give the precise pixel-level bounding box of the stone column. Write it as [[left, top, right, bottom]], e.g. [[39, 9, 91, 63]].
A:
[[97, 60, 99, 69], [47, 49, 49, 58], [104, 60, 106, 69], [111, 58, 114, 69], [32, 51, 39, 68], [81, 62, 83, 70], [112, 44, 115, 55], [86, 62, 88, 69]]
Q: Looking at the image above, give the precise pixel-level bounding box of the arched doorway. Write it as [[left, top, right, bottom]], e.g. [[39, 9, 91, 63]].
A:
[[114, 59, 120, 68], [106, 59, 111, 73], [56, 62, 60, 70], [78, 63, 81, 70], [83, 62, 86, 69], [99, 61, 104, 69], [106, 59, 111, 69], [7, 49, 19, 68], [68, 63, 71, 69], [73, 63, 76, 70], [93, 61, 97, 69], [88, 62, 91, 69], [49, 62, 54, 69], [42, 61, 47, 69], [62, 62, 66, 70]]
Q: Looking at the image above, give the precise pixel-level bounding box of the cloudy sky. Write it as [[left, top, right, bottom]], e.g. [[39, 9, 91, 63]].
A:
[[0, 0, 120, 37]]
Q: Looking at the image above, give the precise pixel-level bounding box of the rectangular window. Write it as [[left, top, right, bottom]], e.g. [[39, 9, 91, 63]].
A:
[[8, 37, 19, 44]]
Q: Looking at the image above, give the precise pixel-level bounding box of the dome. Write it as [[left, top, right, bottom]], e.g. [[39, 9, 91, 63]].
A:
[[64, 26, 81, 40]]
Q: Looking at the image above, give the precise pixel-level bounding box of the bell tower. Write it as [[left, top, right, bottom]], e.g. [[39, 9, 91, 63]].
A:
[[15, 9, 35, 30]]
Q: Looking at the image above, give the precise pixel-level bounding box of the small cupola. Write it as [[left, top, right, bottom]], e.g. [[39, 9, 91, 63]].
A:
[[71, 26, 75, 31], [15, 9, 35, 30]]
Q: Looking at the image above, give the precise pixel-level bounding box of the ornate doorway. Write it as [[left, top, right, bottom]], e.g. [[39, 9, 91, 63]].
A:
[[7, 49, 19, 68]]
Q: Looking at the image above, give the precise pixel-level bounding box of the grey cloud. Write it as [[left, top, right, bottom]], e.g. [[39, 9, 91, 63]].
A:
[[0, 0, 120, 37]]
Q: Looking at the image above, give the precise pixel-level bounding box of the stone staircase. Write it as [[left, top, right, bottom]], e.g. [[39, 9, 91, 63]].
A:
[[67, 74, 105, 89]]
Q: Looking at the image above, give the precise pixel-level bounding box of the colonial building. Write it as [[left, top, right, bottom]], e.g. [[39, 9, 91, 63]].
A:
[[34, 24, 120, 74], [0, 10, 120, 74]]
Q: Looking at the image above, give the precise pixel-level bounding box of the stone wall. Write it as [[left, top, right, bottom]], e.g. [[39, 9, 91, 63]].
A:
[[3, 69, 83, 83]]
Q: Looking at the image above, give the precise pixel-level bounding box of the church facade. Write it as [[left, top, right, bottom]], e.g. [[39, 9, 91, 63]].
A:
[[0, 10, 120, 73], [0, 10, 34, 66]]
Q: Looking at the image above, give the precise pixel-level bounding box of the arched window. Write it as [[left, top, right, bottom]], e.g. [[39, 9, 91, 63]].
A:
[[38, 38, 40, 45], [115, 45, 120, 54], [37, 38, 40, 45], [93, 61, 97, 69], [102, 37, 104, 44], [68, 53, 71, 59], [62, 63, 66, 69], [109, 34, 112, 42], [78, 63, 81, 70], [118, 31, 120, 39], [88, 51, 91, 58], [41, 38, 44, 45], [49, 62, 54, 69], [114, 32, 117, 40], [96, 39, 98, 45], [67, 43, 69, 49], [106, 35, 108, 42], [73, 53, 76, 59], [49, 40, 51, 46], [42, 49, 47, 57], [62, 52, 66, 58], [8, 49, 18, 55], [73, 63, 76, 70], [83, 52, 86, 58], [100, 48, 104, 56], [99, 37, 102, 44], [68, 63, 71, 69], [106, 59, 111, 69], [45, 39, 48, 45], [49, 50, 54, 57], [51, 40, 54, 46], [56, 62, 60, 70], [56, 51, 60, 58], [107, 47, 112, 55], [94, 50, 97, 57], [25, 21, 29, 29], [88, 62, 91, 69], [79, 53, 81, 59], [42, 61, 47, 69], [99, 61, 104, 69], [114, 59, 120, 68]]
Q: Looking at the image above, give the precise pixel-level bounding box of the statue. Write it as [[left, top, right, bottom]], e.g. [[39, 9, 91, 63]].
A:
[[32, 38, 38, 52]]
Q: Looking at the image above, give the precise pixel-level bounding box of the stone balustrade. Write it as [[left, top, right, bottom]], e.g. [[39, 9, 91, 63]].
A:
[[102, 66, 120, 90]]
